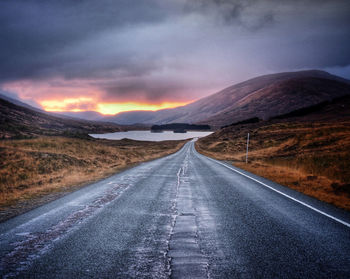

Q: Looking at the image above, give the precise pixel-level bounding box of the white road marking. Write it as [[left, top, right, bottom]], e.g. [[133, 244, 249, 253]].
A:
[[193, 144, 350, 228]]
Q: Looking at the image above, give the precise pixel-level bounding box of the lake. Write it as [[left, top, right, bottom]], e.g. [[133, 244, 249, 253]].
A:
[[89, 130, 213, 141]]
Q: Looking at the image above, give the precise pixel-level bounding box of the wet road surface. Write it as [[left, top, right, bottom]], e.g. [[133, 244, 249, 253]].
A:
[[1, 140, 349, 278]]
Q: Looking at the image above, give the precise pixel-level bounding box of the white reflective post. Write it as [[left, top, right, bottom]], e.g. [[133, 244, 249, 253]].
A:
[[246, 133, 250, 164]]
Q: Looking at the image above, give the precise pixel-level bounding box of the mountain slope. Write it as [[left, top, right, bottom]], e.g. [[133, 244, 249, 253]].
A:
[[108, 70, 350, 126], [55, 111, 105, 121], [0, 97, 122, 139], [0, 93, 44, 113], [202, 73, 350, 126]]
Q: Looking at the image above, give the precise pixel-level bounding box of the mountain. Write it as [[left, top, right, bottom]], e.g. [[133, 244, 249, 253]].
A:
[[200, 70, 350, 126], [269, 94, 350, 122], [105, 110, 157, 125], [0, 93, 44, 113], [3, 70, 349, 128], [108, 70, 350, 127], [0, 97, 123, 139], [55, 111, 105, 121], [0, 93, 104, 122]]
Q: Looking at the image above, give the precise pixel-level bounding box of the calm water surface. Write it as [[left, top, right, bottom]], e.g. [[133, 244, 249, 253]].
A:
[[90, 130, 213, 141]]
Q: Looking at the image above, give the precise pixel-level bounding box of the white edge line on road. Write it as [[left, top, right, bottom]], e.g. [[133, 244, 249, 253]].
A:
[[194, 146, 350, 228]]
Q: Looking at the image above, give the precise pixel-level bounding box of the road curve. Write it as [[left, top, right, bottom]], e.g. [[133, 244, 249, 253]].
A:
[[1, 140, 349, 278]]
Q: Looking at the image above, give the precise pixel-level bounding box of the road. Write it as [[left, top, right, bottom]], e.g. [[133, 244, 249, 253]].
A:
[[1, 140, 349, 278]]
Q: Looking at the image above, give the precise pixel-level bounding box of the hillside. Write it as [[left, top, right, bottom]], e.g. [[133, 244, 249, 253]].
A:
[[202, 73, 350, 126], [54, 111, 105, 121], [107, 70, 350, 126], [196, 95, 350, 210], [0, 97, 123, 139], [151, 123, 211, 132]]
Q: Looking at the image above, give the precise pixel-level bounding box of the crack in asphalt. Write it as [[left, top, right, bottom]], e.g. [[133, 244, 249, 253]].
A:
[[167, 150, 209, 279]]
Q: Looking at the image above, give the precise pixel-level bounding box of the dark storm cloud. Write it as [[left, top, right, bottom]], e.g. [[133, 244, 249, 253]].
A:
[[185, 0, 276, 30], [185, 0, 248, 22], [102, 79, 188, 103], [0, 0, 172, 82], [1, 0, 350, 104]]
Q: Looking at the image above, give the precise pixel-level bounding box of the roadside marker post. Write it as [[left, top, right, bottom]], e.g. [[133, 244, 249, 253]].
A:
[[246, 133, 249, 164]]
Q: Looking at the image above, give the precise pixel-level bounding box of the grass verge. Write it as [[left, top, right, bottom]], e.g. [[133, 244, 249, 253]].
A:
[[0, 136, 187, 221], [196, 120, 350, 211]]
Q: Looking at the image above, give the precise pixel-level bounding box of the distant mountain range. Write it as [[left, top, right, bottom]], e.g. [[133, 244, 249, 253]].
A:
[[53, 111, 105, 121], [0, 93, 107, 122], [97, 70, 350, 127], [2, 70, 350, 132]]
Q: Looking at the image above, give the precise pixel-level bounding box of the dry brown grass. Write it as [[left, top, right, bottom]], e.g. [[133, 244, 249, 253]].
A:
[[0, 136, 187, 220], [196, 120, 350, 210]]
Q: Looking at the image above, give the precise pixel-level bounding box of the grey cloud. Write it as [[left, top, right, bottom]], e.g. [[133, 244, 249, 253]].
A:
[[102, 79, 188, 103], [1, 0, 350, 104], [184, 0, 276, 30], [186, 0, 247, 21], [0, 0, 172, 82]]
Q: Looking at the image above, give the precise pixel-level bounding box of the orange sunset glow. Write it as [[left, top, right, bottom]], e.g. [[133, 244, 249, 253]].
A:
[[40, 98, 191, 115], [41, 97, 95, 112]]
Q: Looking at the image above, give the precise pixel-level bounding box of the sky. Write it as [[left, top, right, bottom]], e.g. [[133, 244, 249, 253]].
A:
[[1, 0, 350, 115]]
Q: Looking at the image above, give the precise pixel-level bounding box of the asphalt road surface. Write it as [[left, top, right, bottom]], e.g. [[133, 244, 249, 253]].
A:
[[1, 140, 349, 278]]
